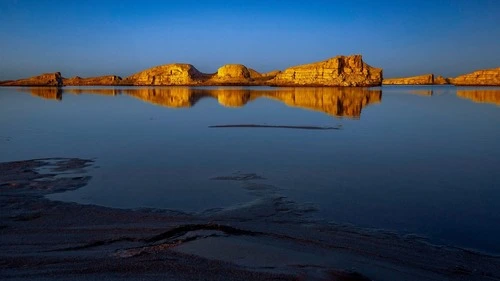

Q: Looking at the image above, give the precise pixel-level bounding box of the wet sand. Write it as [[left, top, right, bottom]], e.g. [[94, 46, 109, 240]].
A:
[[1, 158, 499, 281]]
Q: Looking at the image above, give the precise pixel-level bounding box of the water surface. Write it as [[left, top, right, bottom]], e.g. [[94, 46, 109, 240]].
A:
[[1, 85, 499, 254]]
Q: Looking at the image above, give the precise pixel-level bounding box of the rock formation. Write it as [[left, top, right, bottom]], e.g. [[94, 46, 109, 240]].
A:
[[271, 55, 383, 87], [383, 74, 434, 85], [63, 75, 122, 86], [451, 68, 500, 86], [214, 64, 253, 83], [1, 55, 384, 87], [434, 75, 449, 85], [124, 64, 207, 86], [0, 72, 63, 87], [456, 90, 500, 106]]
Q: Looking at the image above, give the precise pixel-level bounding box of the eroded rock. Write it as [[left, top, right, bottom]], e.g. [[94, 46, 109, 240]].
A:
[[451, 68, 500, 86], [271, 55, 382, 86]]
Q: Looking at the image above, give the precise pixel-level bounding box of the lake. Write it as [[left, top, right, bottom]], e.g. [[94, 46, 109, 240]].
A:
[[0, 85, 499, 254]]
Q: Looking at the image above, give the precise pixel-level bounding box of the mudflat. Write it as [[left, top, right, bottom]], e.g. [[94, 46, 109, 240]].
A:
[[1, 158, 499, 281]]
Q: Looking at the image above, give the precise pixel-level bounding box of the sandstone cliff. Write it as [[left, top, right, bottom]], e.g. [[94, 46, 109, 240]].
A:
[[456, 90, 500, 106], [124, 64, 207, 86], [0, 72, 63, 87], [451, 68, 500, 86], [271, 55, 383, 87], [63, 75, 122, 86], [383, 74, 434, 85]]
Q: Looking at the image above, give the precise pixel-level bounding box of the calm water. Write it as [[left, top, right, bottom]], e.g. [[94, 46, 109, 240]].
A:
[[1, 85, 499, 253]]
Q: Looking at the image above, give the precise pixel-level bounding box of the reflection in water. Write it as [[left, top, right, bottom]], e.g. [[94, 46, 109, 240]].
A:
[[19, 87, 382, 118], [409, 90, 433, 96], [25, 87, 62, 100], [65, 88, 121, 96], [457, 90, 500, 106], [124, 87, 382, 118]]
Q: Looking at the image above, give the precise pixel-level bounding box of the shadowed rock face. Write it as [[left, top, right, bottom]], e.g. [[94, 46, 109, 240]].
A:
[[383, 74, 434, 85], [434, 75, 450, 85], [0, 72, 63, 87], [63, 75, 122, 86], [124, 64, 206, 85], [451, 68, 500, 86], [271, 55, 383, 87], [456, 89, 500, 105]]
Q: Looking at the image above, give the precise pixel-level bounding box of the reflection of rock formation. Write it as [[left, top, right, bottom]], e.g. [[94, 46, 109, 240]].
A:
[[28, 87, 62, 100], [65, 88, 122, 96], [18, 86, 382, 118], [451, 68, 500, 86], [409, 90, 433, 96], [456, 90, 500, 106], [212, 90, 253, 107], [1, 72, 63, 86], [272, 55, 382, 87], [258, 88, 381, 118], [123, 88, 203, 108], [123, 87, 381, 118]]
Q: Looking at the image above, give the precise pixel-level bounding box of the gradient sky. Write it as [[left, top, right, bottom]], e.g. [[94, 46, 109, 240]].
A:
[[0, 0, 499, 80]]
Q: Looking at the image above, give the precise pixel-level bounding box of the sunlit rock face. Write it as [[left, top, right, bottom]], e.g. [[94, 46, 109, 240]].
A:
[[457, 90, 500, 106], [271, 55, 383, 86], [451, 68, 500, 86], [123, 87, 200, 107], [63, 75, 122, 86], [28, 87, 62, 100], [125, 64, 205, 85], [0, 72, 63, 87], [383, 74, 434, 85], [260, 87, 382, 118], [215, 64, 252, 82]]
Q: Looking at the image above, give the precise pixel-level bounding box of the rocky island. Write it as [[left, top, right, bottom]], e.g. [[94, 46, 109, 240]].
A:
[[0, 55, 383, 87], [2, 55, 499, 87]]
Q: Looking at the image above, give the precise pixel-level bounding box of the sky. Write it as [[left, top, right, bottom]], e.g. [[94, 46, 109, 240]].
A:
[[0, 0, 499, 80]]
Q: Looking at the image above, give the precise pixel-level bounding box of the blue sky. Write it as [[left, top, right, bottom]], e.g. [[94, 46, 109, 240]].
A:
[[0, 0, 499, 80]]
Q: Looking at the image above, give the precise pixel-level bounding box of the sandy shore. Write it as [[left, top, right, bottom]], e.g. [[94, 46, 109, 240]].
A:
[[1, 158, 499, 281]]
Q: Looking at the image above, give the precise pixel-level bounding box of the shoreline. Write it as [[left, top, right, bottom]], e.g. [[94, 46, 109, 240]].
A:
[[1, 158, 499, 280]]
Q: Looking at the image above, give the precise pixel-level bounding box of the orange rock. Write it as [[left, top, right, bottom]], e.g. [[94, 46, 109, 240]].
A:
[[1, 72, 63, 87], [271, 55, 382, 87], [451, 68, 500, 86]]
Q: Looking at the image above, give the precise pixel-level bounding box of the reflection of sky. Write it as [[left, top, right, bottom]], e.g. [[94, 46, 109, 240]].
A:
[[0, 1, 499, 79], [1, 85, 500, 254]]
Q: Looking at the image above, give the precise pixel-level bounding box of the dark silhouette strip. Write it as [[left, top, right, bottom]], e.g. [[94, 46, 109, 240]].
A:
[[209, 124, 340, 130]]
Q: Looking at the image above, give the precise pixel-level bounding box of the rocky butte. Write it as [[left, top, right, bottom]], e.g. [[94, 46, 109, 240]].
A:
[[0, 55, 383, 87]]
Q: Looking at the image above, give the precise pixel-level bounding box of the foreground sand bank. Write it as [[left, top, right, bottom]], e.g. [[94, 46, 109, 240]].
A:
[[1, 158, 499, 281]]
